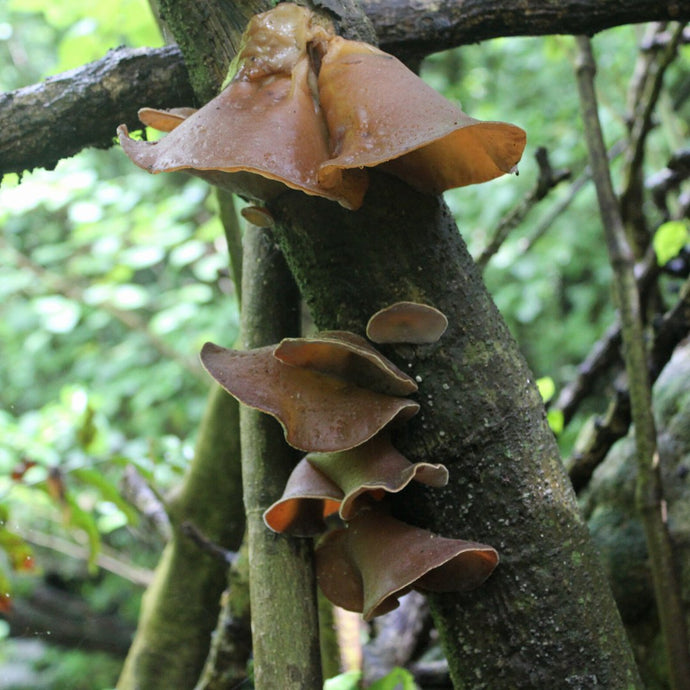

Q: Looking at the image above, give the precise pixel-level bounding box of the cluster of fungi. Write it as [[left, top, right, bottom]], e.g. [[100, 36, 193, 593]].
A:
[[201, 303, 499, 619], [117, 3, 527, 618], [117, 2, 525, 212]]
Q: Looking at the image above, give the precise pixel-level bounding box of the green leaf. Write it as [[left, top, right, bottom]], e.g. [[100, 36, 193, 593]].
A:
[[653, 220, 689, 266], [369, 667, 418, 690], [71, 467, 140, 525], [323, 670, 362, 690], [536, 376, 556, 403], [0, 526, 35, 572], [547, 409, 564, 436], [0, 565, 12, 614], [64, 493, 101, 572]]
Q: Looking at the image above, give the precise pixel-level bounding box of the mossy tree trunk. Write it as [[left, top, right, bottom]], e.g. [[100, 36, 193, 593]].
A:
[[117, 385, 245, 690], [139, 0, 644, 686], [238, 225, 323, 689], [266, 174, 642, 687]]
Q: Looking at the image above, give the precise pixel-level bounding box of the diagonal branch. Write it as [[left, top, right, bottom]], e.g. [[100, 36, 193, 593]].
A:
[[574, 34, 690, 689], [0, 45, 195, 178]]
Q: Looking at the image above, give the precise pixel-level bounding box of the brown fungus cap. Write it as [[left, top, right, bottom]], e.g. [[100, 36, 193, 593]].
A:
[[117, 5, 366, 209], [263, 458, 342, 536], [240, 205, 275, 228], [316, 508, 499, 620], [137, 107, 197, 132], [273, 331, 417, 396], [200, 342, 419, 452], [317, 36, 526, 196], [366, 302, 448, 344], [306, 433, 448, 521]]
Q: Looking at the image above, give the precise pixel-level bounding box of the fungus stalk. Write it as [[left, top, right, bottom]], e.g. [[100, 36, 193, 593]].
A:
[[575, 34, 690, 689]]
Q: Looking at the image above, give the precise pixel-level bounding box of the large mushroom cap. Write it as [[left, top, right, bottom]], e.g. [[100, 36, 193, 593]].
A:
[[118, 5, 367, 209], [273, 331, 418, 396], [317, 36, 526, 195], [366, 302, 448, 344], [263, 458, 342, 536], [306, 433, 448, 520], [200, 342, 420, 452], [316, 509, 499, 620]]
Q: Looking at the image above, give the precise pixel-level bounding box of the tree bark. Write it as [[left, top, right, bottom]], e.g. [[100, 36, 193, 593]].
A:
[[238, 225, 323, 690], [1, 0, 688, 176], [0, 45, 195, 177], [266, 173, 643, 687], [117, 386, 245, 690]]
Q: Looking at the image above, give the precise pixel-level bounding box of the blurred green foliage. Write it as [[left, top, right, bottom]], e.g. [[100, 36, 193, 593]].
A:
[[1, 3, 238, 687], [424, 27, 688, 415], [0, 2, 687, 688]]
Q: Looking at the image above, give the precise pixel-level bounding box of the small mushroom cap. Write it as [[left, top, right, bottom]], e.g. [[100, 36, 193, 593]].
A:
[[366, 302, 448, 344], [240, 205, 275, 228], [263, 458, 342, 536], [273, 331, 418, 396], [306, 433, 448, 520], [316, 509, 499, 620], [137, 107, 197, 132], [200, 342, 420, 452], [317, 37, 526, 195]]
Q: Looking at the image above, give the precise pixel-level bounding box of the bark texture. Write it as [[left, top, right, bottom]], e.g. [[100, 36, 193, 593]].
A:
[[265, 173, 643, 687], [0, 45, 194, 177], [117, 386, 244, 690], [1, 0, 688, 176], [239, 225, 323, 690]]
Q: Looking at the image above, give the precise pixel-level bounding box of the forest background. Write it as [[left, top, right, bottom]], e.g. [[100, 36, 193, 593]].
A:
[[0, 0, 688, 688]]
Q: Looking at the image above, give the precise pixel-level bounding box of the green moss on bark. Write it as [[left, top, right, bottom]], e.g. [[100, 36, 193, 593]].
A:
[[265, 172, 642, 688], [117, 386, 244, 690]]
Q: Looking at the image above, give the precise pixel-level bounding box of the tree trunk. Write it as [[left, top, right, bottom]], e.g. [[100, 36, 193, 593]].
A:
[[117, 385, 244, 690], [113, 0, 653, 685], [266, 173, 643, 687]]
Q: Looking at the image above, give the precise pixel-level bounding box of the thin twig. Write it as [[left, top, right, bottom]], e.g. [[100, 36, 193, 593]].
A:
[[181, 521, 237, 564], [15, 526, 154, 586], [476, 147, 570, 270], [555, 248, 658, 427], [521, 140, 626, 254], [217, 190, 243, 307], [620, 22, 685, 254], [574, 34, 690, 689], [648, 148, 690, 218], [566, 270, 690, 489], [121, 465, 173, 542]]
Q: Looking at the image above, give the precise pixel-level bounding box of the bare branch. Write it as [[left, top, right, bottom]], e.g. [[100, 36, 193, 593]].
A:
[[620, 22, 686, 254], [0, 45, 195, 178], [476, 147, 570, 270], [574, 34, 690, 687], [566, 270, 690, 489], [370, 0, 690, 60], [15, 526, 154, 587]]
